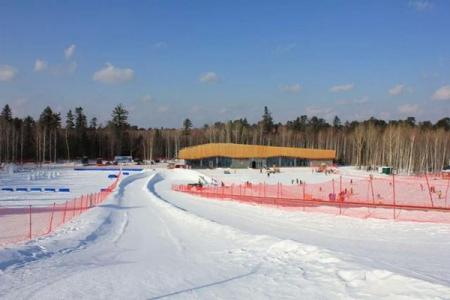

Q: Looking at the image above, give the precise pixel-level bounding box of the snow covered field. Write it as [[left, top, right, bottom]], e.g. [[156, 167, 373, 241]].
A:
[[0, 165, 117, 207], [1, 166, 450, 299]]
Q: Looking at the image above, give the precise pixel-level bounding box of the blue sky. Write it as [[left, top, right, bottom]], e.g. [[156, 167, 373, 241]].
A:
[[0, 0, 449, 127]]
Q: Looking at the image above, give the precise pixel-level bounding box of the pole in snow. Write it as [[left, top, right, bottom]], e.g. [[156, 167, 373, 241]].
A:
[[28, 205, 32, 240], [48, 202, 56, 233]]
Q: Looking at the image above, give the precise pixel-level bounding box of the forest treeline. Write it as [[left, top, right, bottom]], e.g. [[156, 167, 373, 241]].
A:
[[0, 104, 449, 173]]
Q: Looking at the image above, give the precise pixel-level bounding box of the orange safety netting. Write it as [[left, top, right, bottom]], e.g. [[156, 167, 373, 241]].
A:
[[173, 174, 450, 223], [0, 173, 121, 247]]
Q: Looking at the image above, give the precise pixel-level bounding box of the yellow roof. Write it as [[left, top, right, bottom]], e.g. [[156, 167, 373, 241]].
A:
[[179, 143, 336, 160]]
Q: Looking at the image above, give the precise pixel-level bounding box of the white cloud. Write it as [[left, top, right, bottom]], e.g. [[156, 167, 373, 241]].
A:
[[305, 106, 335, 118], [68, 61, 77, 73], [432, 85, 450, 101], [50, 61, 77, 76], [336, 96, 369, 105], [388, 84, 406, 96], [275, 43, 296, 54], [154, 41, 167, 49], [0, 65, 17, 81], [199, 72, 220, 84], [280, 83, 302, 94], [141, 95, 153, 103], [330, 83, 354, 93], [93, 63, 135, 84], [190, 105, 202, 113], [64, 44, 76, 59], [379, 111, 391, 120], [157, 105, 169, 113], [10, 97, 29, 117], [34, 59, 48, 72], [219, 108, 229, 115], [398, 104, 420, 115], [409, 0, 433, 11]]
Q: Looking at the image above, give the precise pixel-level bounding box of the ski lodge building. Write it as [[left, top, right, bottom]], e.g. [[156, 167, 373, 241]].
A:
[[179, 143, 336, 169]]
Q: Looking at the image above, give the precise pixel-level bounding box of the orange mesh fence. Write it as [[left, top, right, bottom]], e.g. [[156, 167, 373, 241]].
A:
[[0, 173, 121, 247], [173, 174, 450, 223]]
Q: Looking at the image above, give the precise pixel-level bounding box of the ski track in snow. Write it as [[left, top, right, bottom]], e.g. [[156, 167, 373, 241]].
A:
[[0, 169, 449, 299]]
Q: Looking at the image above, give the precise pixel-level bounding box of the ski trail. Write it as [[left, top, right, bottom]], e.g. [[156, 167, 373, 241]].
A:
[[1, 171, 450, 299]]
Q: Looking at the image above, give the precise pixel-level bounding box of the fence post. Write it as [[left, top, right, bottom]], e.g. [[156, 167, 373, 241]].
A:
[[48, 202, 56, 233], [392, 174, 396, 219], [424, 173, 434, 208], [370, 177, 375, 204], [303, 182, 306, 200], [62, 200, 68, 223], [332, 179, 335, 198], [28, 205, 32, 240], [445, 178, 450, 208]]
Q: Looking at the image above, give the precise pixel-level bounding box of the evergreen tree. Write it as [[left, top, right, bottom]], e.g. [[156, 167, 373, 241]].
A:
[[109, 104, 130, 155], [182, 118, 192, 135], [261, 106, 274, 134], [111, 104, 129, 129], [89, 117, 98, 129], [75, 107, 87, 130], [66, 110, 75, 129], [74, 107, 88, 156], [333, 116, 342, 128], [1, 104, 12, 121]]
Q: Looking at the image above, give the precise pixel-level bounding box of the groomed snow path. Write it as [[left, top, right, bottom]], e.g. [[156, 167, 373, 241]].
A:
[[1, 171, 450, 299]]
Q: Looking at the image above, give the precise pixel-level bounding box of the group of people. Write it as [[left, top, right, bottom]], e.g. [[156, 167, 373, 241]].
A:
[[291, 178, 304, 185]]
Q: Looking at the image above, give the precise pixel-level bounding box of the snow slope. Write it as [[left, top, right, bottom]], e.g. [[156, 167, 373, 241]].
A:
[[1, 169, 450, 299]]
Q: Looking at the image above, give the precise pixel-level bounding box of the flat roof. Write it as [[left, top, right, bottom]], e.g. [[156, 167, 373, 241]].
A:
[[178, 143, 336, 160]]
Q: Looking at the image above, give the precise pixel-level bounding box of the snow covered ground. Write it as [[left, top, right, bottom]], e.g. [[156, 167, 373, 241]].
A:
[[1, 166, 450, 299], [0, 165, 119, 206]]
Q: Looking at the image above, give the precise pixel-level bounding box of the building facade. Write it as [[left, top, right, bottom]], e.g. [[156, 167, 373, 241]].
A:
[[179, 143, 335, 169]]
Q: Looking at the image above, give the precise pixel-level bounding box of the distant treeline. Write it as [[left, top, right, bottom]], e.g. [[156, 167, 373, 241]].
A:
[[0, 104, 449, 173]]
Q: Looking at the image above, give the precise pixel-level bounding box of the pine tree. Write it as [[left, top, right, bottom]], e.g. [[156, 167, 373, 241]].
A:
[[182, 118, 192, 135], [261, 106, 274, 135], [110, 104, 130, 155]]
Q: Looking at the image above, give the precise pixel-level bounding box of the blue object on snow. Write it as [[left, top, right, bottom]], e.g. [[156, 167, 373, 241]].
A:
[[108, 174, 118, 179], [1, 187, 14, 192], [123, 172, 129, 175], [44, 188, 56, 192], [16, 187, 28, 192], [59, 188, 70, 192], [30, 187, 42, 192]]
